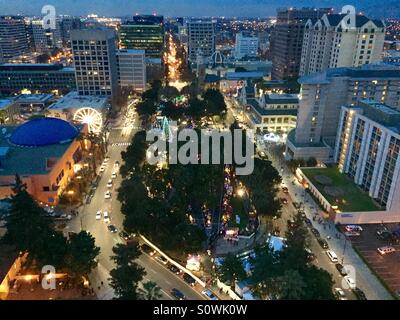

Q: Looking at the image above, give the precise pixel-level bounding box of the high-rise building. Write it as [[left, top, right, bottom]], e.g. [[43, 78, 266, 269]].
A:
[[270, 7, 333, 80], [59, 16, 84, 47], [187, 18, 216, 63], [30, 19, 62, 54], [118, 15, 164, 59], [334, 100, 400, 212], [285, 64, 400, 162], [300, 14, 385, 76], [116, 49, 146, 92], [0, 16, 29, 63], [234, 32, 259, 60], [71, 28, 118, 99]]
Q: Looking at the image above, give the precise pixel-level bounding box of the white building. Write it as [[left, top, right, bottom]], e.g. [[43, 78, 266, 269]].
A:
[[116, 49, 146, 93], [300, 13, 385, 76], [187, 18, 216, 63], [334, 100, 400, 220], [286, 64, 400, 162], [234, 33, 258, 60]]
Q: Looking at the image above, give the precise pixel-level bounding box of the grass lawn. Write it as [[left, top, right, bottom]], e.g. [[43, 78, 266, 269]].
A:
[[229, 195, 249, 230], [301, 167, 381, 212]]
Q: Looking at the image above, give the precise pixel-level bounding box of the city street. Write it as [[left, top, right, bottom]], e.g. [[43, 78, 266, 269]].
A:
[[66, 102, 205, 300], [261, 142, 393, 300]]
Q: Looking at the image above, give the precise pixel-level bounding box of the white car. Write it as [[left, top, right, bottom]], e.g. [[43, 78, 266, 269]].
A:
[[104, 191, 111, 199], [345, 225, 363, 232], [344, 276, 356, 289], [334, 288, 347, 300], [95, 211, 102, 220], [111, 172, 117, 179], [326, 250, 339, 263], [103, 211, 110, 223], [103, 157, 109, 163], [99, 166, 106, 173], [106, 179, 113, 188]]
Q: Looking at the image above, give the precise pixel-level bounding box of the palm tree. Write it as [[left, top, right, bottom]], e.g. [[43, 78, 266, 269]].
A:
[[140, 281, 163, 300]]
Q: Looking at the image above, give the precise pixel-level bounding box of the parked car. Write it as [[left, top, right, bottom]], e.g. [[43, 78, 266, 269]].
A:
[[111, 171, 117, 179], [258, 151, 268, 160], [318, 238, 329, 249], [335, 263, 348, 276], [326, 250, 339, 263], [156, 255, 168, 265], [345, 225, 363, 233], [376, 229, 392, 241], [171, 288, 186, 300], [183, 273, 196, 286], [95, 210, 102, 220], [104, 191, 111, 199], [311, 228, 321, 237], [107, 224, 117, 233], [202, 289, 218, 300], [352, 288, 367, 300], [141, 244, 156, 256], [168, 264, 181, 275], [280, 198, 288, 205], [344, 276, 356, 289], [344, 231, 361, 237], [334, 288, 347, 300], [377, 246, 396, 255], [99, 166, 106, 173], [281, 187, 289, 193], [287, 219, 298, 230]]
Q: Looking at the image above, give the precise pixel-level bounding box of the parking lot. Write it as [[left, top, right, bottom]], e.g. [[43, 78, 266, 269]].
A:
[[344, 223, 400, 296]]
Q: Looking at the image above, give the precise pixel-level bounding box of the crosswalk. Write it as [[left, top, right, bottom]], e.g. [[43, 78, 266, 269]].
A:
[[110, 142, 131, 147]]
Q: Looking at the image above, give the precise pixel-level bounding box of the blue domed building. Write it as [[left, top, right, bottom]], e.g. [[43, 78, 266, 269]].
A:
[[0, 117, 87, 205]]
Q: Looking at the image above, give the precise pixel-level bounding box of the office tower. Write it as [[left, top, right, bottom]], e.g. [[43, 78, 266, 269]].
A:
[[234, 32, 259, 60], [300, 14, 385, 76], [334, 100, 400, 212], [30, 19, 62, 54], [187, 18, 216, 63], [70, 28, 118, 99], [116, 49, 146, 92], [257, 31, 269, 52], [270, 7, 333, 80], [0, 64, 76, 95], [285, 64, 400, 162], [60, 16, 83, 46], [118, 15, 164, 59], [0, 16, 29, 63]]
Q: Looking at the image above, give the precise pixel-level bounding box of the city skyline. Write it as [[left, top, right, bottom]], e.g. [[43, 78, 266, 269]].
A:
[[0, 0, 397, 18]]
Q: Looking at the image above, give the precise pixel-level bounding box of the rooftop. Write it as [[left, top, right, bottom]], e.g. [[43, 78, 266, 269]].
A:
[[248, 99, 297, 117], [0, 99, 13, 110], [265, 93, 299, 105], [0, 120, 79, 176], [0, 64, 71, 72], [301, 167, 381, 212], [14, 94, 54, 103], [299, 64, 400, 85], [225, 71, 264, 80], [47, 92, 108, 111]]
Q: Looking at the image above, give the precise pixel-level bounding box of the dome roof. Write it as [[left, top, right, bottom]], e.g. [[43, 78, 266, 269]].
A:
[[10, 117, 79, 147], [210, 50, 225, 68]]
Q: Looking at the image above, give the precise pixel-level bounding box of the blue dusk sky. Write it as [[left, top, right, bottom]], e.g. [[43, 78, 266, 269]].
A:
[[0, 0, 395, 18]]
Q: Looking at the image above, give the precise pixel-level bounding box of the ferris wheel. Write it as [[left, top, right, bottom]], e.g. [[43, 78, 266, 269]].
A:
[[73, 107, 103, 133]]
